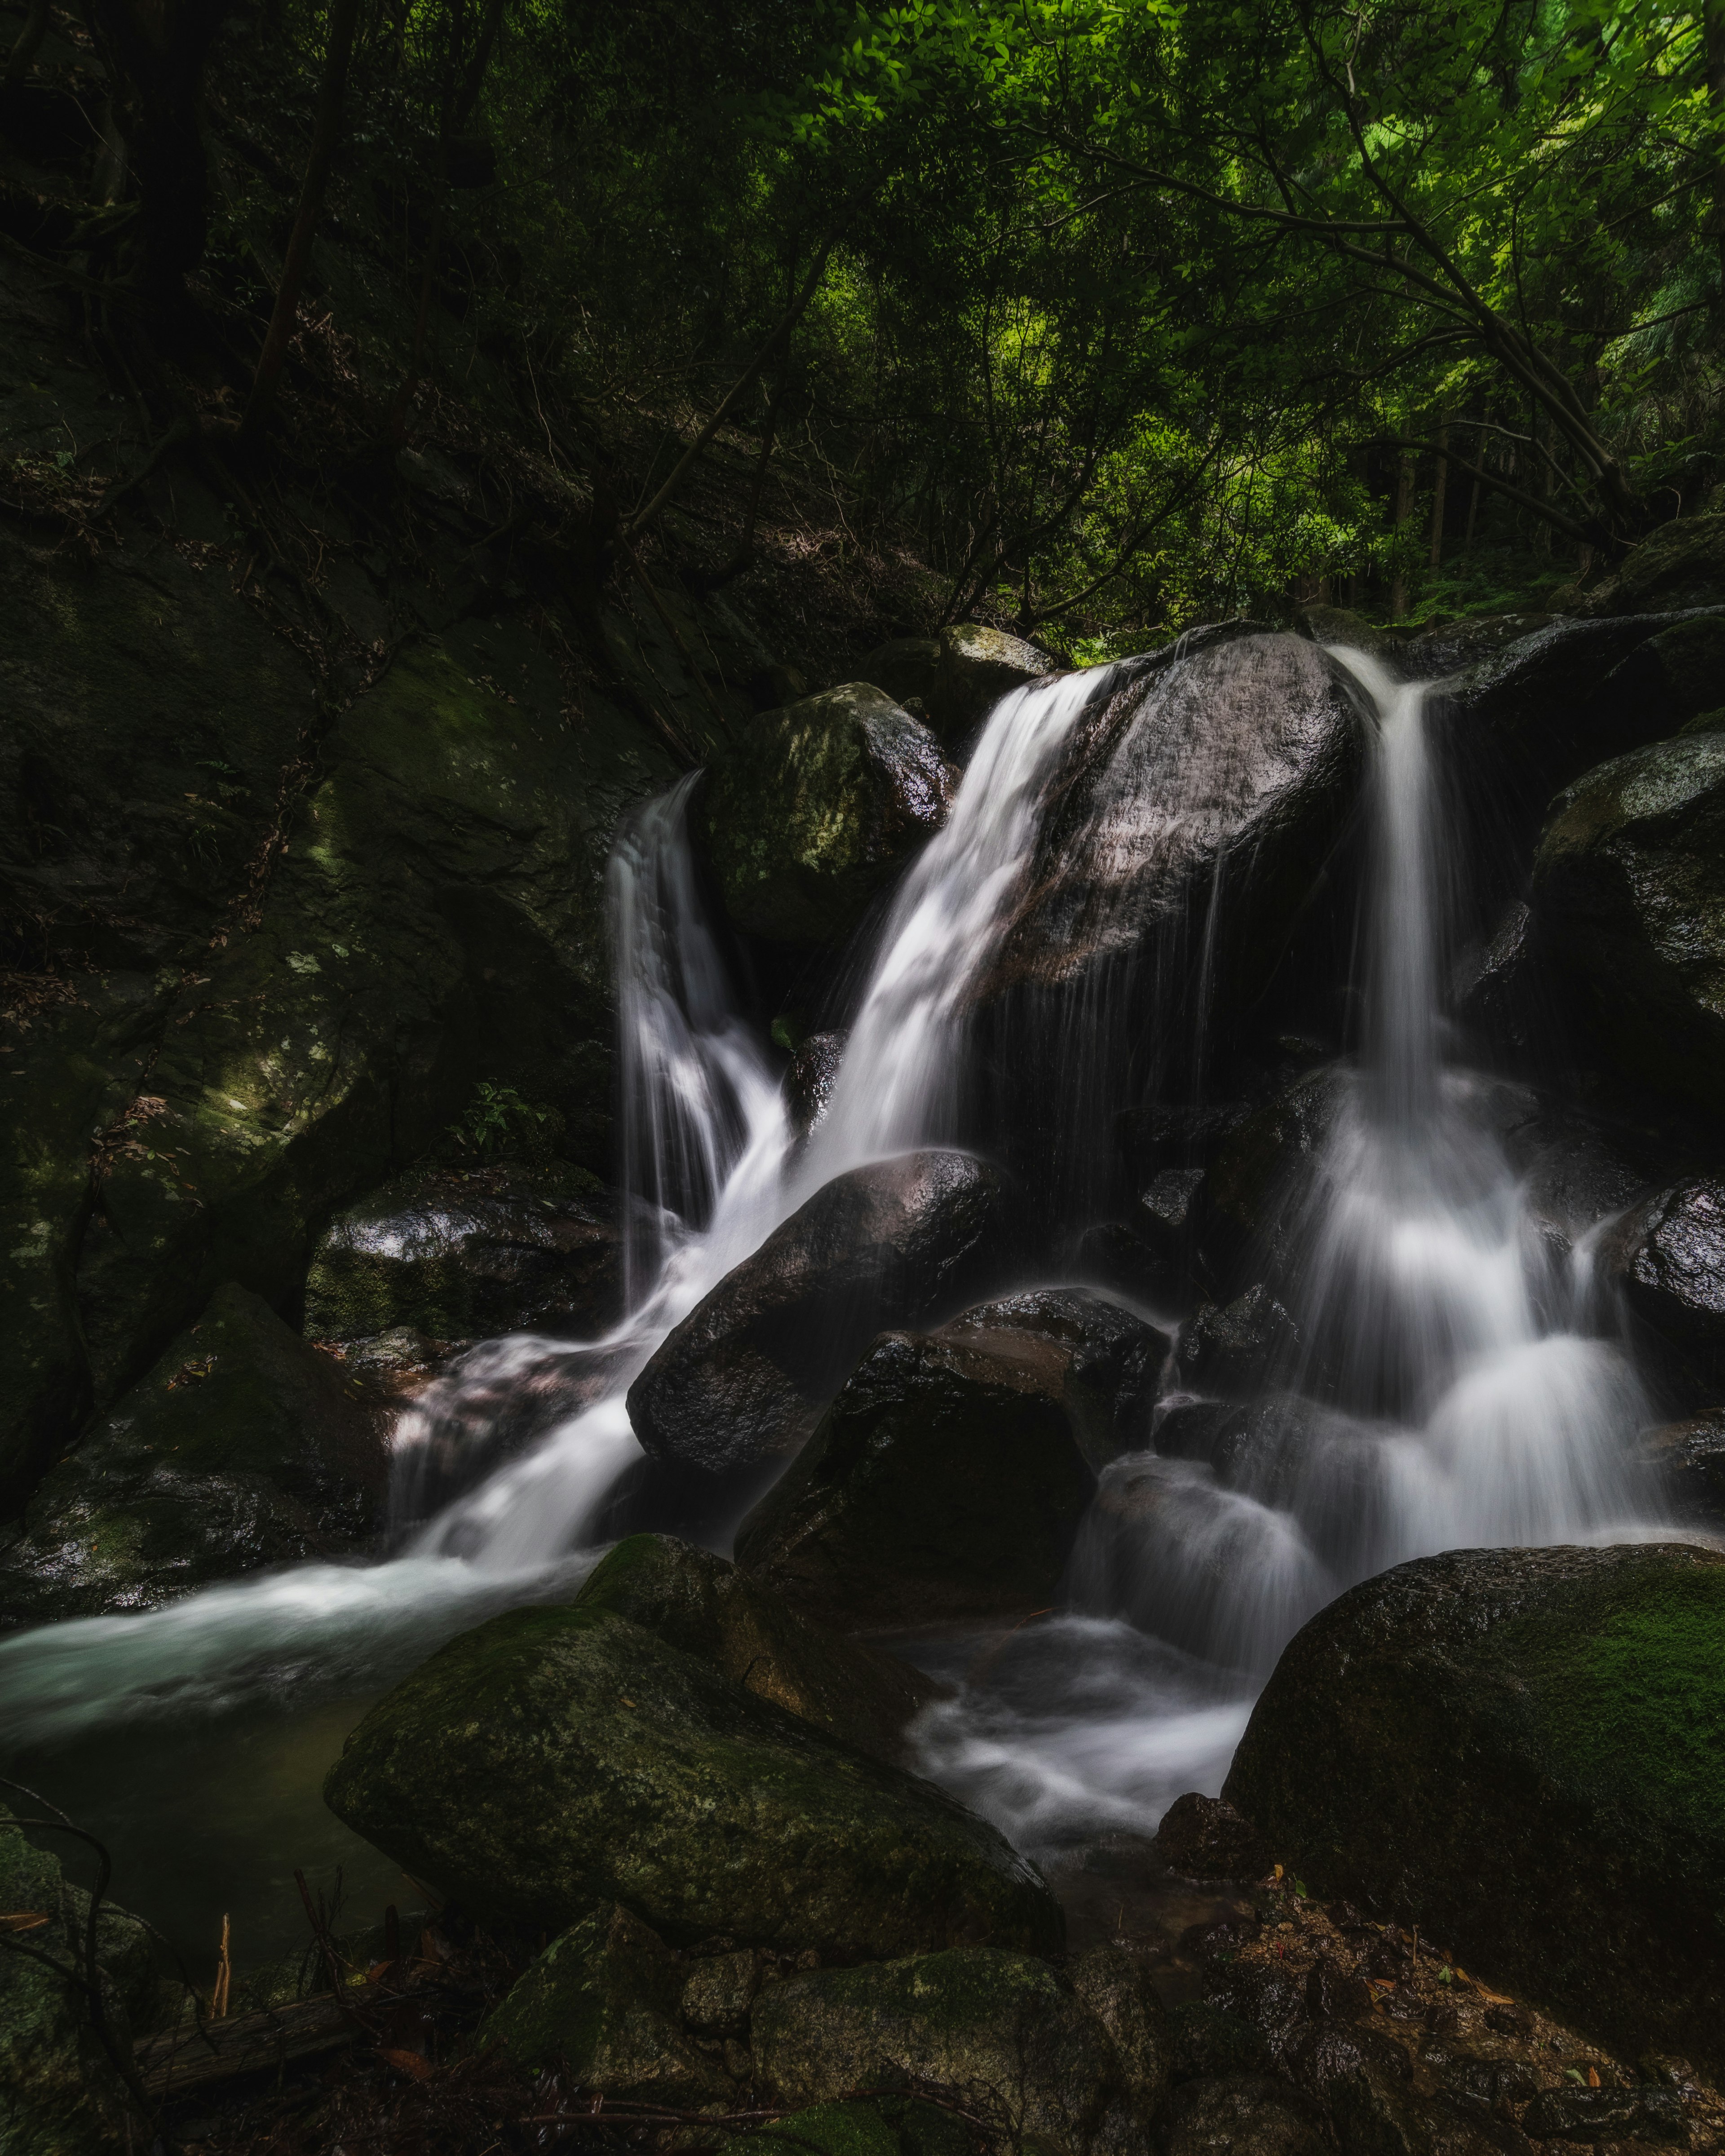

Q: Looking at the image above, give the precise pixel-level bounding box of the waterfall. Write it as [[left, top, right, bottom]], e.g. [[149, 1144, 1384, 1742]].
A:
[[0, 640, 1667, 1881]]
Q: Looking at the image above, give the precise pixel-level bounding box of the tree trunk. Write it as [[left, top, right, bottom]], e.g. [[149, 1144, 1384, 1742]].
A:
[[1427, 425, 1448, 575], [1389, 446, 1415, 618], [238, 0, 361, 446]]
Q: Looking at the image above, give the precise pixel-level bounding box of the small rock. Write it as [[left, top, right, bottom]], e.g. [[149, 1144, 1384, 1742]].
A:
[[1154, 1793, 1269, 1882], [1520, 2083, 1689, 2142], [1154, 2073, 1327, 2156], [786, 1032, 846, 1138], [1180, 1287, 1299, 1396], [682, 1948, 765, 2038], [1168, 2002, 1274, 2084], [1600, 1179, 1725, 1401], [1640, 1412, 1725, 1525], [861, 626, 1057, 750]]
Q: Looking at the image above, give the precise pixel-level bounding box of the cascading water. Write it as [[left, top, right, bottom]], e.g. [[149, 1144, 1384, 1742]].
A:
[[0, 638, 1674, 1954]]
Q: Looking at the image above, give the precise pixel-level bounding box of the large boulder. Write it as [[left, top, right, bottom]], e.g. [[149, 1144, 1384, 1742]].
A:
[[324, 1600, 1063, 1960], [571, 1532, 942, 1763], [0, 1807, 155, 2156], [750, 1945, 1166, 2156], [303, 1162, 625, 1346], [1532, 731, 1725, 1115], [1641, 1409, 1725, 1526], [861, 625, 1057, 750], [699, 685, 953, 946], [1579, 513, 1725, 616], [481, 1901, 731, 2097], [1222, 1542, 1725, 2078], [0, 1282, 389, 1626], [1599, 1178, 1725, 1404], [734, 1293, 1163, 1628], [626, 1150, 1022, 1480], [983, 631, 1368, 1030]]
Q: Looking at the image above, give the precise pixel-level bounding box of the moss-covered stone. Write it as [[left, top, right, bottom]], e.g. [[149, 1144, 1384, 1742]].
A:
[[572, 1534, 941, 1764], [750, 1947, 1148, 2156], [1532, 732, 1725, 1115], [860, 627, 1057, 750], [0, 1807, 155, 2156], [0, 1282, 389, 1624], [1222, 1542, 1725, 2079], [481, 1902, 732, 2098], [722, 2096, 974, 2156], [324, 1602, 1062, 1960], [303, 1161, 622, 1345], [699, 685, 952, 946], [1580, 514, 1725, 616]]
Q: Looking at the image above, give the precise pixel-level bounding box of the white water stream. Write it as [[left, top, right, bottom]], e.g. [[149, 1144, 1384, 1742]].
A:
[[0, 645, 1668, 1911]]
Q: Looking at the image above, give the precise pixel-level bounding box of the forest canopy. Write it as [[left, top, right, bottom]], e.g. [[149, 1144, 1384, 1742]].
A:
[[6, 0, 1725, 651]]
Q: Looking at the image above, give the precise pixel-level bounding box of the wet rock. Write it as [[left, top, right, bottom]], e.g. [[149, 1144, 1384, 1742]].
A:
[[1154, 1793, 1269, 1882], [1062, 1219, 1181, 1303], [861, 626, 1057, 751], [1154, 2074, 1328, 2156], [1222, 1542, 1725, 2079], [626, 1150, 1022, 1480], [1143, 1167, 1206, 1237], [0, 1806, 155, 2156], [1519, 2083, 1689, 2142], [1398, 612, 1557, 678], [1451, 900, 1548, 1060], [699, 685, 954, 946], [303, 1162, 625, 1346], [482, 1902, 731, 2097], [572, 1533, 942, 1764], [1532, 733, 1725, 1115], [1200, 1065, 1353, 1295], [1438, 611, 1725, 843], [1579, 513, 1725, 616], [985, 633, 1368, 1042], [1598, 1179, 1725, 1400], [1168, 2003, 1275, 2084], [1180, 1287, 1300, 1396], [0, 1283, 389, 1625], [681, 1947, 765, 2038], [1069, 1944, 1174, 2114], [324, 1601, 1062, 1960], [734, 1298, 1148, 1628], [751, 1947, 1148, 2156], [1640, 1411, 1725, 1524], [786, 1031, 846, 1138], [1283, 2020, 1509, 2156], [721, 2095, 973, 2156], [1120, 1099, 1257, 1187]]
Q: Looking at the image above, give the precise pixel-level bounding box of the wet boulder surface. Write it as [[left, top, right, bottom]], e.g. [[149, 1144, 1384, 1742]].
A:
[[699, 685, 954, 947], [1641, 1409, 1725, 1527], [0, 1281, 389, 1626], [984, 629, 1368, 1028], [324, 1597, 1063, 1961], [303, 1161, 626, 1348], [1531, 729, 1725, 1116], [1222, 1542, 1725, 2081], [626, 1149, 1023, 1480], [1598, 1178, 1725, 1404]]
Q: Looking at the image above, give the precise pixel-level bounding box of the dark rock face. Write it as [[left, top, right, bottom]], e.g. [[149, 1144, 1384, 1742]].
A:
[[785, 1031, 846, 1138], [1579, 513, 1725, 615], [1199, 1065, 1353, 1295], [986, 632, 1367, 1025], [735, 1291, 1165, 1628], [572, 1533, 941, 1764], [699, 686, 953, 947], [1599, 1179, 1725, 1402], [1154, 2075, 1329, 2156], [1222, 1542, 1725, 2078], [862, 626, 1057, 751], [751, 1946, 1159, 2156], [303, 1163, 625, 1347], [1535, 733, 1725, 1116], [481, 1902, 731, 2097], [1179, 1287, 1299, 1397], [1154, 1793, 1270, 1883], [324, 1601, 1062, 1960], [0, 1807, 156, 2156], [1438, 610, 1725, 842], [1641, 1410, 1725, 1525], [0, 1283, 389, 1625], [626, 1150, 1022, 1479]]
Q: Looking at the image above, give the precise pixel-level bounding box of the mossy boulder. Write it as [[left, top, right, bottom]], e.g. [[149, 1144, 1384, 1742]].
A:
[[699, 685, 953, 946], [0, 1807, 155, 2156], [572, 1533, 941, 1763], [0, 1282, 388, 1625], [626, 1151, 1022, 1481], [1532, 731, 1725, 1115], [721, 2097, 974, 2156], [1222, 1543, 1725, 2078], [1580, 513, 1725, 615], [303, 1161, 624, 1346], [860, 626, 1057, 750], [733, 1306, 1128, 1630], [323, 1601, 1063, 1960], [751, 1946, 1162, 2156], [481, 1901, 731, 2098]]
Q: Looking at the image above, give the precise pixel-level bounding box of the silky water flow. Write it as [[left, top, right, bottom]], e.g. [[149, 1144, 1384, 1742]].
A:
[[0, 647, 1671, 1956]]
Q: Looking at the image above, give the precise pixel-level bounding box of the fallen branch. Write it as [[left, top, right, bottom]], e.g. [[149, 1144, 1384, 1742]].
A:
[[137, 1992, 356, 2099]]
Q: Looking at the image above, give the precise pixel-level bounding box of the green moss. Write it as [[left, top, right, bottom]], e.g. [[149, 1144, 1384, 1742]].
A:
[[726, 2099, 972, 2156]]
